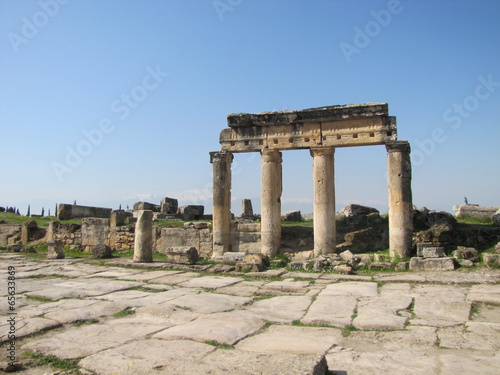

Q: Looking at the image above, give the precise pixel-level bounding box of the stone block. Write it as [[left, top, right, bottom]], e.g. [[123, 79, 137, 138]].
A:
[[417, 246, 446, 258], [337, 204, 379, 217], [81, 218, 110, 252], [223, 252, 245, 265], [133, 201, 160, 212], [57, 203, 112, 220], [110, 210, 132, 227], [165, 246, 199, 265], [452, 247, 480, 262], [492, 209, 500, 225], [92, 244, 113, 259], [369, 262, 392, 270], [281, 210, 302, 222], [7, 244, 24, 252], [184, 222, 210, 229], [453, 205, 500, 221], [483, 253, 500, 268], [47, 240, 65, 259], [334, 265, 353, 274], [241, 199, 253, 217], [409, 257, 456, 271], [244, 253, 263, 264], [395, 262, 408, 271], [160, 197, 178, 214], [178, 205, 204, 221]]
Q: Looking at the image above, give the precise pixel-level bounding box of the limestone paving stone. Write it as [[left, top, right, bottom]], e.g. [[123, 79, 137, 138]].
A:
[[167, 292, 252, 314], [438, 322, 500, 350], [95, 287, 201, 307], [78, 339, 216, 375], [84, 268, 144, 278], [467, 284, 500, 304], [178, 275, 243, 289], [39, 299, 124, 323], [321, 281, 378, 297], [318, 274, 373, 282], [260, 278, 311, 293], [245, 269, 286, 277], [374, 273, 427, 283], [282, 271, 322, 279], [216, 284, 262, 297], [23, 278, 141, 300], [147, 272, 201, 285], [236, 325, 342, 355], [353, 295, 412, 330], [153, 310, 265, 345], [116, 270, 184, 282], [22, 322, 164, 359], [301, 294, 357, 328], [245, 295, 312, 323], [0, 317, 61, 343], [438, 352, 500, 375]]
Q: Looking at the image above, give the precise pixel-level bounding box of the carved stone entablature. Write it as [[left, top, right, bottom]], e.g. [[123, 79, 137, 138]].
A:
[[220, 103, 397, 152]]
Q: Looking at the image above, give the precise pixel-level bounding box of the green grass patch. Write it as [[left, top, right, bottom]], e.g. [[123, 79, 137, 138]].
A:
[[22, 350, 81, 370], [281, 220, 313, 227], [342, 324, 359, 337], [456, 215, 493, 225], [203, 340, 234, 349], [0, 212, 82, 227], [113, 307, 136, 318], [24, 295, 56, 303], [72, 319, 99, 327], [291, 320, 334, 328]]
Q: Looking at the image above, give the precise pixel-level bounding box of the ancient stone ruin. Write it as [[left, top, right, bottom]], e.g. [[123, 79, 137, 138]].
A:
[[210, 103, 413, 260]]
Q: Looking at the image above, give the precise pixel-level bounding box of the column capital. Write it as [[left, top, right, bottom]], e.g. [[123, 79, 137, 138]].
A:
[[385, 140, 410, 154], [310, 146, 335, 157], [210, 150, 233, 164], [261, 149, 282, 163]]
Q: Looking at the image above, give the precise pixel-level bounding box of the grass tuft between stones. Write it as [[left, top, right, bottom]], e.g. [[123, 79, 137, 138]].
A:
[[203, 340, 234, 350], [23, 350, 82, 370], [113, 307, 136, 318]]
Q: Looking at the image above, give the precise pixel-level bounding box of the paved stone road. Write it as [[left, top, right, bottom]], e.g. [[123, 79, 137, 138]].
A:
[[1, 254, 499, 374]]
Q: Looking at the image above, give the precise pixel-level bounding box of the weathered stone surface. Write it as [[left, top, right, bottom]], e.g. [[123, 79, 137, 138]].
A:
[[417, 246, 446, 258], [452, 246, 480, 262], [261, 279, 310, 293], [353, 295, 412, 330], [0, 318, 61, 343], [237, 325, 342, 354], [133, 201, 160, 212], [148, 272, 200, 285], [369, 262, 392, 270], [22, 323, 162, 359], [338, 204, 379, 218], [410, 257, 456, 271], [467, 284, 500, 304], [245, 296, 312, 323], [133, 210, 153, 263], [334, 264, 353, 274], [47, 240, 65, 259], [453, 204, 500, 221], [438, 322, 500, 350], [281, 210, 302, 222], [58, 203, 112, 220], [483, 253, 500, 268], [81, 217, 110, 252], [92, 244, 113, 258], [178, 205, 204, 220], [179, 275, 242, 289], [241, 199, 253, 217], [165, 246, 199, 265], [42, 299, 123, 323], [493, 209, 500, 225], [79, 339, 214, 375], [154, 310, 264, 345], [167, 292, 252, 314], [160, 197, 178, 214], [110, 209, 132, 227], [223, 251, 245, 265], [301, 294, 357, 327]]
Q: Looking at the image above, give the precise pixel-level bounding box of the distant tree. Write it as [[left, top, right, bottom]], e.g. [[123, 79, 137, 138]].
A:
[[41, 207, 45, 217], [55, 204, 58, 215], [74, 200, 77, 205], [126, 205, 129, 210], [27, 205, 31, 217], [119, 204, 122, 210], [48, 209, 51, 217], [16, 208, 20, 215]]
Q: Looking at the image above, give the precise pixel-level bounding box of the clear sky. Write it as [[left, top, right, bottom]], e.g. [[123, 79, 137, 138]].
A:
[[1, 0, 499, 216]]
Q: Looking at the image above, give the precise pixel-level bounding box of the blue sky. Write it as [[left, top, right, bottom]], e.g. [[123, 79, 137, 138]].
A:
[[1, 0, 499, 216]]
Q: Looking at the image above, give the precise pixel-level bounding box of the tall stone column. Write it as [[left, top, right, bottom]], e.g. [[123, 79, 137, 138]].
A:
[[210, 150, 233, 260], [133, 210, 153, 263], [311, 147, 336, 256], [386, 141, 413, 258], [261, 149, 282, 258]]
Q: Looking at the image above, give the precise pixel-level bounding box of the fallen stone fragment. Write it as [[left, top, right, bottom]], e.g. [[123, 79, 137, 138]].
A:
[[165, 246, 199, 265], [409, 257, 456, 271]]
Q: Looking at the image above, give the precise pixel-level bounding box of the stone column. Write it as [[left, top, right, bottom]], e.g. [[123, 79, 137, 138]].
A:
[[133, 210, 153, 263], [311, 147, 336, 256], [210, 150, 233, 260], [386, 141, 413, 258], [261, 149, 282, 258]]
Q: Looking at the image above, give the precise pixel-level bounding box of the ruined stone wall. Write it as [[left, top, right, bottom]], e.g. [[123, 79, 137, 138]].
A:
[[108, 225, 135, 250], [52, 223, 82, 247], [156, 227, 213, 259], [57, 204, 112, 220]]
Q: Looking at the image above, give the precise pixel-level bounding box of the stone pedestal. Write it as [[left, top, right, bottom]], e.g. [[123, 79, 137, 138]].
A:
[[261, 149, 282, 258], [210, 150, 233, 260], [47, 240, 65, 259], [386, 141, 413, 258], [133, 210, 153, 263], [311, 147, 336, 256]]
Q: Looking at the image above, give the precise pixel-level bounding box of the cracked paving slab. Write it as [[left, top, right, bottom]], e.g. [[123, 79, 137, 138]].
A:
[[245, 295, 312, 323], [166, 292, 252, 314], [153, 310, 265, 345], [178, 275, 244, 289]]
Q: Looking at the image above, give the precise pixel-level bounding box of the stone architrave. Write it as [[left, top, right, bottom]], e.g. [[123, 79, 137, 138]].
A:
[[386, 141, 413, 258], [261, 149, 282, 258], [210, 150, 233, 260], [133, 210, 153, 263], [311, 147, 336, 256]]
